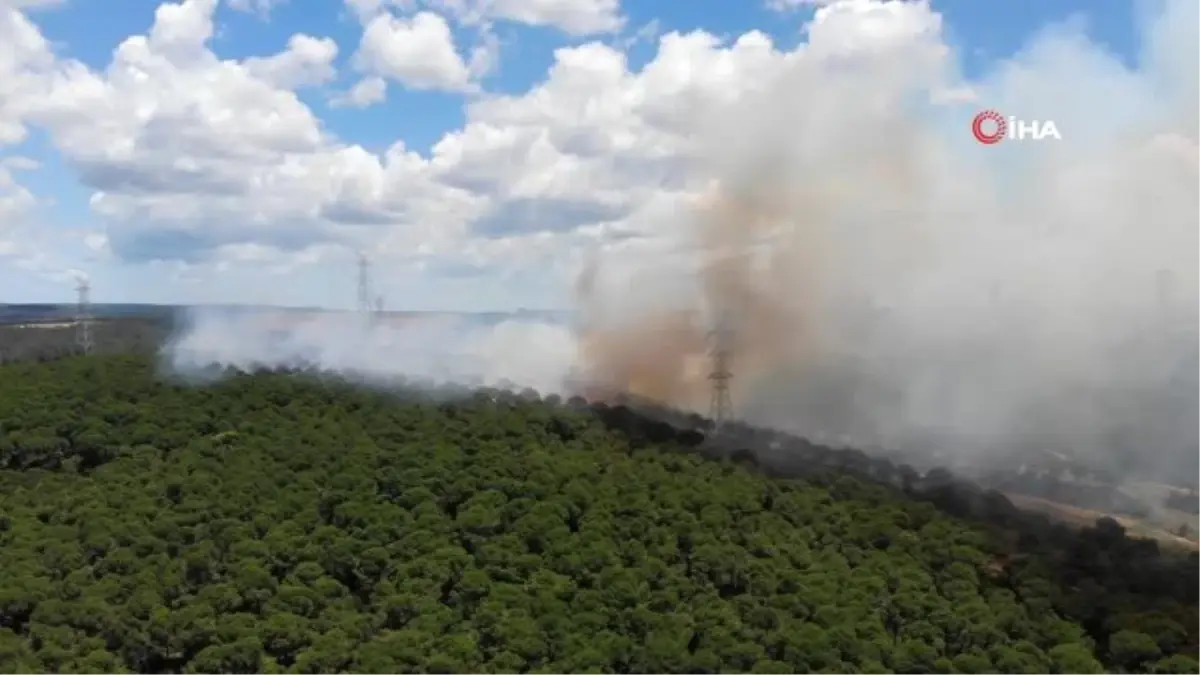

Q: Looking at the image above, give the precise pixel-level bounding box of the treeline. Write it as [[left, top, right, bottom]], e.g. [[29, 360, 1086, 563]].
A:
[[0, 355, 1196, 673]]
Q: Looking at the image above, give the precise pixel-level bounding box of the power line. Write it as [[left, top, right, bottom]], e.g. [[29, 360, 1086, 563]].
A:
[[75, 278, 93, 354]]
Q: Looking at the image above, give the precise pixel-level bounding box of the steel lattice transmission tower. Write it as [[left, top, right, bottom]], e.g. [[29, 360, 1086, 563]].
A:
[[707, 312, 734, 430], [75, 278, 94, 354], [357, 253, 373, 314], [357, 252, 386, 324]]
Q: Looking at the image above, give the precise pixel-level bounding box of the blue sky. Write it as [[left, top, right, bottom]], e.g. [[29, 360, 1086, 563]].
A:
[[0, 0, 1186, 311]]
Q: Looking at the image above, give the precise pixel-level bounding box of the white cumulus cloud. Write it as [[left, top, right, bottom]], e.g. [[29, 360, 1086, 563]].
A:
[[331, 75, 388, 108], [353, 10, 476, 92]]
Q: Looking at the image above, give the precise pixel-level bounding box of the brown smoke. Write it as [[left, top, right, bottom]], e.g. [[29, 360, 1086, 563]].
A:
[[566, 20, 954, 412], [573, 171, 829, 410], [569, 112, 936, 415]]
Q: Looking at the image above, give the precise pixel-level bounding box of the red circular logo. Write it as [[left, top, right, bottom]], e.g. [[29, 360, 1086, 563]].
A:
[[972, 110, 1006, 145]]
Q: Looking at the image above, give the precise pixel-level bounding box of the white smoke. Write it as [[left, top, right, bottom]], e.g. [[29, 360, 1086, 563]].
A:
[[162, 0, 1197, 481], [167, 308, 580, 395]]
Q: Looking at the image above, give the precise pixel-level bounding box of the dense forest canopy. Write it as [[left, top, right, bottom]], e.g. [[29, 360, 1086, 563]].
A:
[[0, 354, 1196, 673]]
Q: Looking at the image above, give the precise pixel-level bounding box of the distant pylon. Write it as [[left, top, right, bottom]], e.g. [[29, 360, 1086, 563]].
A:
[[708, 312, 734, 430], [75, 278, 93, 354], [357, 253, 372, 314], [357, 252, 387, 324], [359, 252, 385, 319]]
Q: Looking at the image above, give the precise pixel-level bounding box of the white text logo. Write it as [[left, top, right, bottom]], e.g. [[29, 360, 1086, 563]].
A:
[[972, 109, 1062, 144]]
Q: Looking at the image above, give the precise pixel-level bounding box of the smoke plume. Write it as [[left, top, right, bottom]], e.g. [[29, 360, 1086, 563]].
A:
[[165, 0, 1198, 481], [167, 309, 578, 396], [572, 0, 1199, 479]]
